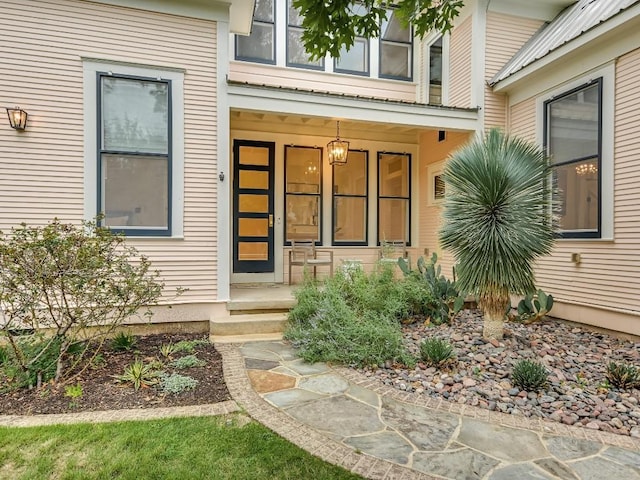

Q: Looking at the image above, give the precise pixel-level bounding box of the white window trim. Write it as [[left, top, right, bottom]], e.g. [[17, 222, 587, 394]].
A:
[[535, 63, 614, 241], [422, 34, 449, 105], [427, 160, 446, 206], [82, 59, 185, 238]]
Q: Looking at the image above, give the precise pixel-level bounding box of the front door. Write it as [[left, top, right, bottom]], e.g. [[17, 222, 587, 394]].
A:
[[233, 140, 275, 274]]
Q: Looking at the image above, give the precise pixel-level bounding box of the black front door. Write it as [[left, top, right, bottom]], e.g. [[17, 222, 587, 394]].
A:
[[233, 140, 275, 273]]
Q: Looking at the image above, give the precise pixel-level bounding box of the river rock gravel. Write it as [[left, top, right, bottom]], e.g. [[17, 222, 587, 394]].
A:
[[356, 310, 640, 436]]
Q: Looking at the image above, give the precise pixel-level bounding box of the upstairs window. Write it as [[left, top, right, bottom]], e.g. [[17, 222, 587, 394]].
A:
[[236, 0, 275, 64], [380, 9, 412, 80], [428, 37, 443, 105], [544, 78, 602, 238], [287, 0, 324, 69]]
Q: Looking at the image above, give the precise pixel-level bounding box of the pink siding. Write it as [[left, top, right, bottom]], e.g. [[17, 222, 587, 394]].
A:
[[229, 61, 417, 103], [0, 0, 219, 302], [509, 98, 536, 142], [449, 16, 473, 109], [485, 12, 543, 129]]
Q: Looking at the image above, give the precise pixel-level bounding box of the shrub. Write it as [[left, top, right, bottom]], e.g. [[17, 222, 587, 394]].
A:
[[159, 373, 198, 394], [64, 383, 83, 400], [115, 359, 161, 390], [606, 361, 640, 390], [285, 269, 416, 367], [111, 331, 137, 352], [173, 339, 208, 354], [170, 355, 206, 369], [159, 342, 178, 359], [0, 335, 62, 390], [0, 218, 169, 383], [511, 360, 548, 391], [420, 338, 455, 367]]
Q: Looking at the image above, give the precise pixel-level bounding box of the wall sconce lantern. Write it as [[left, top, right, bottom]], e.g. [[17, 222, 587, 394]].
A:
[[327, 120, 349, 166], [6, 107, 28, 130]]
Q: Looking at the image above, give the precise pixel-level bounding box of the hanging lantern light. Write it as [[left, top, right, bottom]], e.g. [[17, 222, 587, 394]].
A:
[[6, 107, 28, 130], [327, 120, 349, 166]]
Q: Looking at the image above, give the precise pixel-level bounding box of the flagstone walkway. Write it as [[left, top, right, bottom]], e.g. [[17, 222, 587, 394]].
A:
[[218, 340, 640, 480]]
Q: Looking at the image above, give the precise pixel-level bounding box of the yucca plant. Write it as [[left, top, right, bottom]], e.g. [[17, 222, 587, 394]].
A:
[[606, 361, 640, 390], [512, 360, 548, 391], [439, 129, 556, 339]]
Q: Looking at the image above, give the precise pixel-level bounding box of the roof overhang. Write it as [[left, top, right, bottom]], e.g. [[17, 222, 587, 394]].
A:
[[228, 82, 479, 132], [492, 1, 640, 92]]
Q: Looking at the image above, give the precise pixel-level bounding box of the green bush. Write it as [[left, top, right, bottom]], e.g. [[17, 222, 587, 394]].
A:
[[0, 335, 62, 390], [420, 338, 455, 367], [606, 361, 640, 390], [284, 269, 419, 367], [111, 331, 137, 352], [511, 360, 548, 391], [159, 373, 198, 394], [170, 354, 206, 369]]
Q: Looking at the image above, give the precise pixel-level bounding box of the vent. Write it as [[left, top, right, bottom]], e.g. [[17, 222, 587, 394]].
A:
[[434, 174, 445, 200]]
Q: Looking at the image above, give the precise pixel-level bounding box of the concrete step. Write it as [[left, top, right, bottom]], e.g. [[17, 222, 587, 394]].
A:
[[210, 332, 284, 344], [227, 298, 295, 313], [210, 312, 289, 338]]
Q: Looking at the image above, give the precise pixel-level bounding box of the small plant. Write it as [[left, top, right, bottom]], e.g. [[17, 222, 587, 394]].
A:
[[513, 289, 554, 324], [114, 359, 160, 390], [159, 373, 198, 394], [90, 354, 106, 369], [512, 360, 548, 391], [64, 383, 83, 399], [0, 346, 8, 365], [173, 339, 208, 354], [606, 361, 640, 390], [111, 331, 137, 352], [170, 355, 206, 369], [159, 342, 178, 359], [420, 337, 455, 367]]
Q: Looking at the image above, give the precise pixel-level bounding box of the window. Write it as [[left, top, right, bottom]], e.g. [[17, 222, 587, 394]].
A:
[[379, 9, 412, 80], [285, 146, 322, 243], [333, 150, 368, 245], [334, 38, 369, 75], [428, 37, 443, 105], [378, 152, 410, 244], [98, 74, 171, 236], [544, 78, 602, 238], [236, 0, 275, 63], [287, 0, 323, 69]]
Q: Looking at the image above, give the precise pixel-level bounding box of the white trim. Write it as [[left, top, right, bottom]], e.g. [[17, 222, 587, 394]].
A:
[[441, 34, 451, 107], [488, 0, 571, 21], [472, 0, 487, 130], [217, 22, 232, 301], [228, 84, 479, 131], [82, 60, 184, 237], [535, 63, 615, 240]]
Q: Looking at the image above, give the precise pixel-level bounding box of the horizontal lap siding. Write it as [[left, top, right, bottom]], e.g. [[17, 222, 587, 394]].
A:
[[449, 17, 473, 109], [509, 98, 536, 142], [509, 48, 640, 322], [0, 0, 218, 302], [485, 13, 543, 129], [228, 62, 417, 102]]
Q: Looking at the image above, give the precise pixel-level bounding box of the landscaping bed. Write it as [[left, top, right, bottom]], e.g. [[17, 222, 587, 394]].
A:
[[358, 310, 640, 437], [0, 333, 230, 415]]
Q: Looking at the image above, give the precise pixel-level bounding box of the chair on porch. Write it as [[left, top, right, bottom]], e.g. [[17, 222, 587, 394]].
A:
[[288, 239, 334, 284], [378, 240, 409, 271]]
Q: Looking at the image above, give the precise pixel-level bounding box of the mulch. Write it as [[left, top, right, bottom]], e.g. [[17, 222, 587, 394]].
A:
[[0, 333, 231, 416]]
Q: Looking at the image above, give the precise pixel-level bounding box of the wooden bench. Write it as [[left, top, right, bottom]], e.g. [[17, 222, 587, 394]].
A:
[[288, 239, 334, 284]]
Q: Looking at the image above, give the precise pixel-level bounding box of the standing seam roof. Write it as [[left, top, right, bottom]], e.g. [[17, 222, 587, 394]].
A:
[[490, 0, 640, 85]]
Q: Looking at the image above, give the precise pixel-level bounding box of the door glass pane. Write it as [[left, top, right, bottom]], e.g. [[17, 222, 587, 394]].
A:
[[239, 194, 269, 213], [239, 146, 270, 166], [379, 154, 409, 197], [239, 218, 269, 237], [334, 197, 366, 242], [236, 23, 274, 62], [238, 242, 268, 261], [548, 83, 599, 165], [555, 160, 598, 232], [286, 195, 320, 241], [335, 38, 368, 73], [378, 198, 408, 242], [239, 170, 269, 190], [102, 77, 168, 154], [102, 154, 168, 228], [334, 151, 366, 195]]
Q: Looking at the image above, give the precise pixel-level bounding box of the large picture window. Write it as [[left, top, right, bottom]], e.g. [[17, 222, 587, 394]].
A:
[[236, 0, 275, 63], [379, 9, 412, 80], [544, 78, 602, 238], [333, 150, 368, 245], [98, 74, 171, 236], [378, 152, 410, 244], [285, 146, 322, 243]]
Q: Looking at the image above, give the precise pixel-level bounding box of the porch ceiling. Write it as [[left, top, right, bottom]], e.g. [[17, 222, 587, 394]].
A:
[[227, 81, 479, 139]]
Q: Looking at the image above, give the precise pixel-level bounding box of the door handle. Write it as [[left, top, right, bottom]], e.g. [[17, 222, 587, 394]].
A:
[[269, 214, 274, 227]]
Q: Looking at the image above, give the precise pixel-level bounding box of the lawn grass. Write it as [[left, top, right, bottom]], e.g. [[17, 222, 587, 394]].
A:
[[0, 415, 363, 480]]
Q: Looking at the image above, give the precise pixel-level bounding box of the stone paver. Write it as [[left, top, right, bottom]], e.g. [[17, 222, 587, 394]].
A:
[[412, 448, 499, 479]]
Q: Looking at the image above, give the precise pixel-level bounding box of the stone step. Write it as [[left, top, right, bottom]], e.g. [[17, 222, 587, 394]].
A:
[[210, 312, 289, 338], [227, 298, 295, 313], [210, 332, 284, 344]]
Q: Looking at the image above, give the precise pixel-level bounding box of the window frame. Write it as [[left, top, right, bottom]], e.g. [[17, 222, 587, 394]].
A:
[[235, 0, 276, 65], [378, 9, 413, 81], [543, 77, 603, 239], [333, 37, 370, 77], [332, 149, 369, 246], [284, 145, 323, 246], [377, 151, 411, 246], [286, 0, 324, 70], [427, 36, 443, 105]]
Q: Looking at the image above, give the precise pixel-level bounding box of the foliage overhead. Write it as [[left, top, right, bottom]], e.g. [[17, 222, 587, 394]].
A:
[[292, 0, 464, 60]]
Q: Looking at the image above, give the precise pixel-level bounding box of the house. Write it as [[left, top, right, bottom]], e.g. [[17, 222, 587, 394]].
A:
[[1, 0, 639, 336]]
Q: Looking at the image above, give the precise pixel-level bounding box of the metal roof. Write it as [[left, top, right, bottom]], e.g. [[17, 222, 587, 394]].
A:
[[491, 0, 640, 86]]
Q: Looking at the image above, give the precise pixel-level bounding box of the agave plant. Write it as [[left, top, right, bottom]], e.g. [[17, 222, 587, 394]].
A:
[[439, 129, 556, 339]]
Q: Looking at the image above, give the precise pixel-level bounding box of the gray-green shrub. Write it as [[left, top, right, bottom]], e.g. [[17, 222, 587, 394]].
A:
[[160, 373, 198, 394], [170, 354, 206, 369]]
